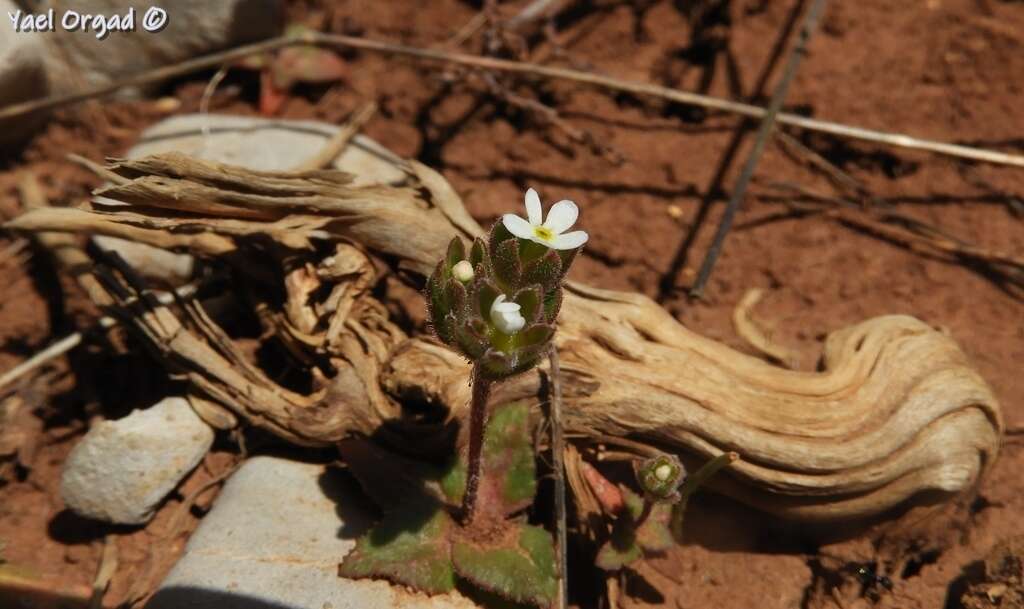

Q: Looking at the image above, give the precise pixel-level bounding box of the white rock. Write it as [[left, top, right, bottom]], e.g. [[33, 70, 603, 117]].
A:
[[0, 0, 51, 146], [148, 456, 478, 609], [42, 0, 283, 95], [60, 397, 214, 525]]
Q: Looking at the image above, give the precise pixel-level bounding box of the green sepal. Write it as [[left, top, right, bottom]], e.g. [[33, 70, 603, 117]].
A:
[[522, 249, 562, 291], [444, 278, 469, 318], [470, 238, 489, 271], [542, 287, 562, 323], [445, 236, 466, 273], [338, 503, 457, 594], [452, 523, 558, 609], [516, 323, 554, 349], [489, 218, 516, 257], [475, 278, 501, 322], [427, 261, 452, 343], [512, 286, 542, 325], [455, 318, 490, 360], [492, 239, 522, 291], [556, 246, 581, 278]]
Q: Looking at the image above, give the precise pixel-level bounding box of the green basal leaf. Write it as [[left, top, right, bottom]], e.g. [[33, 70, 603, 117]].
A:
[[492, 239, 523, 291], [437, 402, 537, 516], [452, 523, 558, 609], [482, 401, 536, 513], [440, 457, 466, 505], [636, 503, 674, 553], [338, 503, 457, 594], [595, 524, 642, 571], [513, 286, 542, 324]]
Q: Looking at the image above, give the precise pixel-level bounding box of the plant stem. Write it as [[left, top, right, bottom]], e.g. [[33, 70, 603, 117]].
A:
[[461, 367, 492, 525]]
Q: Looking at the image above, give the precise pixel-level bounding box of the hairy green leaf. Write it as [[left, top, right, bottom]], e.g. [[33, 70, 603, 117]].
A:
[[338, 504, 456, 594], [452, 523, 557, 609]]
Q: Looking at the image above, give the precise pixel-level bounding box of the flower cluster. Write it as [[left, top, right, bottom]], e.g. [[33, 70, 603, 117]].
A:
[[427, 189, 588, 380]]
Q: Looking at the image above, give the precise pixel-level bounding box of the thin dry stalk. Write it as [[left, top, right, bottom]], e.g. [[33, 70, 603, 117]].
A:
[[549, 348, 568, 609], [3, 32, 1024, 168]]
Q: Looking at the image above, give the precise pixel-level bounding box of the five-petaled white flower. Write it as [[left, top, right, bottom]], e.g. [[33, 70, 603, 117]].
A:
[[490, 294, 526, 335], [502, 188, 588, 251]]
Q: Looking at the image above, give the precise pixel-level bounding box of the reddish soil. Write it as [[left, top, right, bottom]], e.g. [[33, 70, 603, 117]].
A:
[[1, 1, 1022, 608]]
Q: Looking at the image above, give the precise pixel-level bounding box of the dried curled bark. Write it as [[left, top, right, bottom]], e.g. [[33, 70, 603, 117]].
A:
[[7, 152, 1003, 522]]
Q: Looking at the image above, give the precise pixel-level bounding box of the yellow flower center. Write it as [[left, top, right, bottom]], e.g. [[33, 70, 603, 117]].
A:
[[533, 226, 555, 242]]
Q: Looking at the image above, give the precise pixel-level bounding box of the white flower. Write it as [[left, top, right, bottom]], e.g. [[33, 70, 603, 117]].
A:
[[452, 260, 474, 282], [502, 188, 588, 250], [654, 463, 673, 482], [490, 294, 526, 334]]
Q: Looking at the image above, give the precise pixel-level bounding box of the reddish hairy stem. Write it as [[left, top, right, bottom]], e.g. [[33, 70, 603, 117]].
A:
[[460, 368, 492, 525]]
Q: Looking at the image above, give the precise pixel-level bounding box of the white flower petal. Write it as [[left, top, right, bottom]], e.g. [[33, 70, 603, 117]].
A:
[[550, 230, 588, 250], [502, 213, 535, 239], [525, 188, 543, 225], [543, 200, 578, 234], [490, 294, 525, 334]]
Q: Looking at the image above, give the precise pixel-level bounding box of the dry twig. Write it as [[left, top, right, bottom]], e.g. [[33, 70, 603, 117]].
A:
[[690, 0, 829, 297], [2, 32, 1023, 168]]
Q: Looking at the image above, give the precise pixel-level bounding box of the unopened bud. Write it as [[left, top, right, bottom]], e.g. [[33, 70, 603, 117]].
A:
[[635, 454, 686, 503], [452, 260, 474, 282]]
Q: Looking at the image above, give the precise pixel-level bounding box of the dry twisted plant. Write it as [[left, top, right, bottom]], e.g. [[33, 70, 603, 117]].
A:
[[7, 152, 1003, 523]]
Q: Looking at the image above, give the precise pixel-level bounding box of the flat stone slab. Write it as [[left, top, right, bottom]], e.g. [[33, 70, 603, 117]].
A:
[[148, 456, 478, 609], [122, 114, 407, 185]]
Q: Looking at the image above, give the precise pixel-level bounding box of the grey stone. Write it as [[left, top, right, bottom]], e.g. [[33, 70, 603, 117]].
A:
[[0, 0, 51, 146], [148, 456, 478, 609], [60, 397, 214, 525], [123, 113, 408, 185]]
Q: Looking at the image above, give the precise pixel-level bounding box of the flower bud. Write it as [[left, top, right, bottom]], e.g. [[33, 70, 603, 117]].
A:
[[452, 260, 474, 282], [635, 454, 686, 503]]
